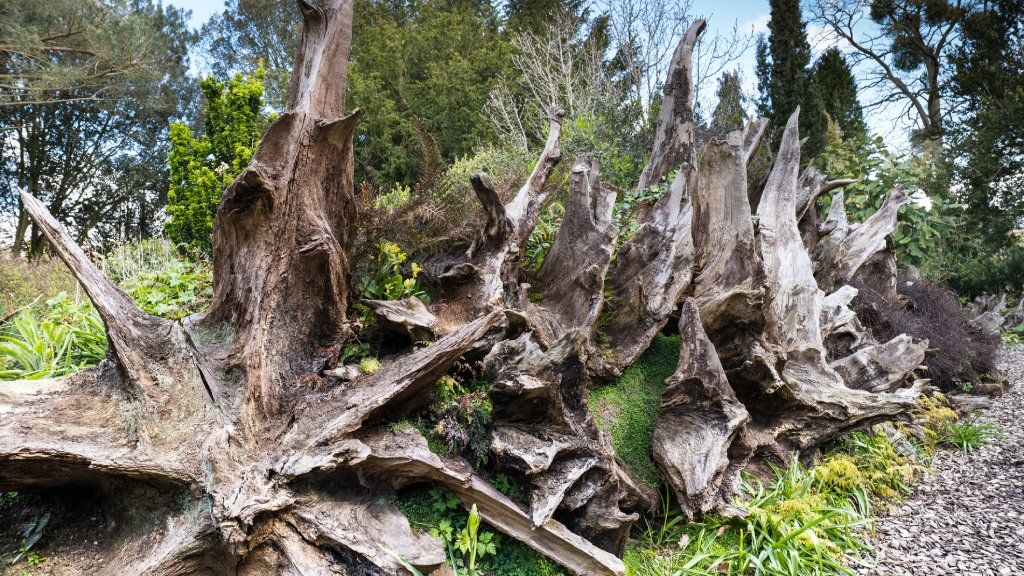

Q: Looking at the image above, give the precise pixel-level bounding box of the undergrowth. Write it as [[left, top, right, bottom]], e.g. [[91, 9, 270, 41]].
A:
[[625, 393, 994, 576], [590, 333, 680, 485], [396, 486, 566, 576], [0, 240, 210, 380]]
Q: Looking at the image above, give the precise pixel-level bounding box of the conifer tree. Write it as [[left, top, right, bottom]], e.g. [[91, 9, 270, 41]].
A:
[[813, 47, 865, 138], [710, 71, 748, 134], [756, 0, 828, 158], [164, 67, 271, 255]]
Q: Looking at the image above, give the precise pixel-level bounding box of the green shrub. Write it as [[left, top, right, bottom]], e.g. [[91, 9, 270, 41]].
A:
[[118, 259, 212, 320], [0, 294, 105, 380], [816, 133, 952, 267], [590, 334, 680, 485], [164, 66, 272, 255]]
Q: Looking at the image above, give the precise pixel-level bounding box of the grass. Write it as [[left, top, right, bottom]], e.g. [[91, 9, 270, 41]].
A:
[[626, 459, 873, 576], [589, 333, 680, 485], [933, 416, 1001, 452]]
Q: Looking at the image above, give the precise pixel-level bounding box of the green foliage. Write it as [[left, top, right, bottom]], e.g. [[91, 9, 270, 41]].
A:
[[933, 416, 1002, 452], [944, 1, 1024, 297], [524, 202, 564, 270], [374, 182, 414, 211], [710, 71, 748, 135], [816, 133, 952, 266], [348, 0, 512, 186], [421, 376, 494, 465], [756, 0, 828, 159], [0, 294, 105, 380], [165, 66, 271, 255], [1, 0, 195, 253], [200, 0, 298, 109], [11, 512, 49, 566], [562, 113, 649, 190], [823, 432, 918, 503], [356, 241, 427, 302], [120, 260, 211, 320], [625, 424, 944, 576], [0, 240, 214, 381], [813, 48, 866, 138], [0, 0, 194, 107], [396, 486, 564, 576], [610, 171, 678, 243], [100, 239, 212, 320], [1002, 325, 1024, 346], [590, 334, 680, 485], [627, 460, 870, 576]]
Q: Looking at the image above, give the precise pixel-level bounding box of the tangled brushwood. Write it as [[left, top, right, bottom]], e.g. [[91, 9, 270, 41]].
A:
[[0, 2, 931, 575]]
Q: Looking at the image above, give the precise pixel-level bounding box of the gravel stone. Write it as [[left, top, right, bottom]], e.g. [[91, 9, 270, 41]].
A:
[[855, 346, 1024, 575]]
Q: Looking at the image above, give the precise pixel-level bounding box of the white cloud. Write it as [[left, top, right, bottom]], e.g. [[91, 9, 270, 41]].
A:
[[807, 23, 852, 56], [741, 14, 771, 36]]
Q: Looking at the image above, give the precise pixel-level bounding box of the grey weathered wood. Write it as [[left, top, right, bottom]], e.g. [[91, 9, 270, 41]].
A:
[[653, 299, 749, 518]]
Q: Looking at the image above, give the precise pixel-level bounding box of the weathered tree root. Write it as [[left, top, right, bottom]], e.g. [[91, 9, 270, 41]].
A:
[[5, 1, 928, 573]]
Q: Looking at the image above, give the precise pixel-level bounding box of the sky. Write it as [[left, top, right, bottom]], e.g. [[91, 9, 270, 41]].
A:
[[165, 0, 910, 147]]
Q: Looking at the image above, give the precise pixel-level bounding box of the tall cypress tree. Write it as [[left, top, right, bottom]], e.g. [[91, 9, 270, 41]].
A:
[[756, 0, 828, 159], [813, 48, 866, 138], [711, 71, 748, 134]]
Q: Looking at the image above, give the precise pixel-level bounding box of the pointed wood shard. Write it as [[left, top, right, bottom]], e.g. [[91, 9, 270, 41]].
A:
[[638, 19, 707, 190], [19, 191, 171, 378], [537, 157, 617, 337], [653, 300, 749, 518]]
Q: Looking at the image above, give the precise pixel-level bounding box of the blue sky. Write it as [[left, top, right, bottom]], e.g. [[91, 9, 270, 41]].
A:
[[166, 0, 908, 146]]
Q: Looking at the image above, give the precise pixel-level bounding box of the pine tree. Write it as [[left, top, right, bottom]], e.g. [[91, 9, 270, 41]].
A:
[[711, 71, 748, 134], [505, 0, 584, 34], [813, 48, 866, 138], [756, 0, 828, 158]]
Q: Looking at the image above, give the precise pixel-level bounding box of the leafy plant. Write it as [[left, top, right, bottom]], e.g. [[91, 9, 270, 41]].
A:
[[357, 241, 427, 302], [119, 258, 212, 320], [524, 202, 563, 270], [1002, 325, 1024, 345], [934, 416, 1001, 452], [395, 487, 563, 575], [0, 294, 105, 380], [11, 512, 50, 565], [817, 133, 952, 266], [424, 376, 494, 465], [611, 171, 678, 243]]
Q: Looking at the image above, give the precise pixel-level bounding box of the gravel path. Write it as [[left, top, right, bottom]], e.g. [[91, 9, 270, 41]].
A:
[[855, 346, 1024, 576]]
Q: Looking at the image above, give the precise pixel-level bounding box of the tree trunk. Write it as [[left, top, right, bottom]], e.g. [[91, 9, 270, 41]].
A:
[[5, 4, 929, 575]]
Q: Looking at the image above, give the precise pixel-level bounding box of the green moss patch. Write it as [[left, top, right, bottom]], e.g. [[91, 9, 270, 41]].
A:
[[589, 334, 680, 485]]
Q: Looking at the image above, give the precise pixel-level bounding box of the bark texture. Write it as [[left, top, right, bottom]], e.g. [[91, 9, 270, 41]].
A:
[[7, 4, 929, 574]]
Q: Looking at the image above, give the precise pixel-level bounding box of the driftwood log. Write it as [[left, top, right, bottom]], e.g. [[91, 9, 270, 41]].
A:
[[1, 2, 928, 574]]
